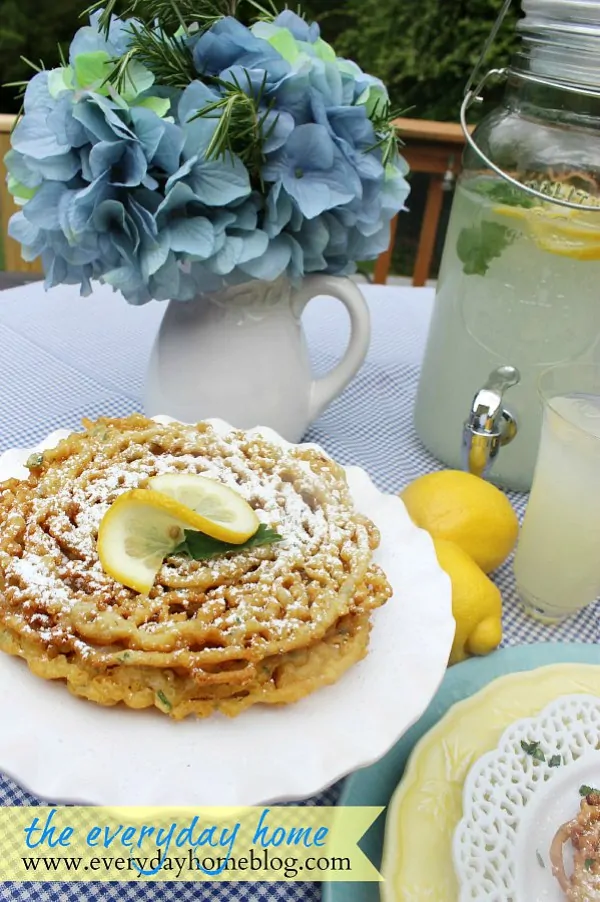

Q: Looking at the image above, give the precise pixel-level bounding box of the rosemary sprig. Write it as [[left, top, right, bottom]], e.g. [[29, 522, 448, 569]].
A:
[[130, 0, 234, 31], [85, 0, 240, 89], [58, 43, 69, 68], [83, 0, 242, 37], [6, 98, 25, 134], [191, 70, 278, 181], [117, 22, 195, 90], [103, 47, 139, 95], [17, 56, 46, 77], [83, 0, 121, 35], [246, 0, 282, 22], [367, 99, 406, 167], [4, 79, 30, 100]]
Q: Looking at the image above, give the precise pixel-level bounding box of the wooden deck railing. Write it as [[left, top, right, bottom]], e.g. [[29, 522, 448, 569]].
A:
[[374, 117, 471, 286], [1, 113, 470, 284]]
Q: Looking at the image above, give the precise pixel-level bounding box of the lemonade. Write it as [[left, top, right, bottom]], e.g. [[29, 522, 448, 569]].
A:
[[414, 177, 600, 491], [514, 389, 600, 622]]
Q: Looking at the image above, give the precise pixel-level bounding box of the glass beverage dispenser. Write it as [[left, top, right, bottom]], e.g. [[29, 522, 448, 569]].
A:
[[413, 0, 600, 491]]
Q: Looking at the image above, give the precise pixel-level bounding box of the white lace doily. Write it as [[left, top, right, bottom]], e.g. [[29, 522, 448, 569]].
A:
[[452, 694, 600, 902]]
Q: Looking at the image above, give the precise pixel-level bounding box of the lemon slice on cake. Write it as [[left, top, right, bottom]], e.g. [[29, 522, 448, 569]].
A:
[[97, 477, 259, 594], [147, 473, 259, 543]]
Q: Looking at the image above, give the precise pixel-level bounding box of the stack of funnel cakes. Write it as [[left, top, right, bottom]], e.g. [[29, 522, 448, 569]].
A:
[[0, 416, 391, 718]]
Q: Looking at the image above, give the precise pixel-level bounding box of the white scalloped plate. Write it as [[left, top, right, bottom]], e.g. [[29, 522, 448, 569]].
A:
[[0, 417, 454, 807], [453, 694, 600, 902]]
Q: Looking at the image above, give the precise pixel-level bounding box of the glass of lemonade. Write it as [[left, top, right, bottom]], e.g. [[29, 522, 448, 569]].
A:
[[514, 364, 600, 623]]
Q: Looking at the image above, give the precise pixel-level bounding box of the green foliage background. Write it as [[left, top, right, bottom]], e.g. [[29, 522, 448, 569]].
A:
[[0, 0, 519, 117], [304, 0, 519, 121]]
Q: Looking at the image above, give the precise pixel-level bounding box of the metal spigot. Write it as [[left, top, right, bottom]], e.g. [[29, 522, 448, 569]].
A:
[[463, 366, 520, 478]]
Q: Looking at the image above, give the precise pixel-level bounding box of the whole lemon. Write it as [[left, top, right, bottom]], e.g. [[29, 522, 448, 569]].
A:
[[433, 538, 503, 665], [401, 470, 518, 573]]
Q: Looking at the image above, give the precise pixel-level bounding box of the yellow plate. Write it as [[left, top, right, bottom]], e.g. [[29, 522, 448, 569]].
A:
[[381, 664, 600, 901]]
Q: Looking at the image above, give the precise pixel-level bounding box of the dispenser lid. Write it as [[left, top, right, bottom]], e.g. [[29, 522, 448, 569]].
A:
[[519, 0, 600, 38], [517, 0, 600, 88]]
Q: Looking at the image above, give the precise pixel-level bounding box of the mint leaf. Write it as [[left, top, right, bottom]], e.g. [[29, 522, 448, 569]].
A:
[[473, 179, 536, 209], [173, 524, 282, 562], [521, 740, 539, 755], [521, 740, 546, 762], [457, 221, 515, 276]]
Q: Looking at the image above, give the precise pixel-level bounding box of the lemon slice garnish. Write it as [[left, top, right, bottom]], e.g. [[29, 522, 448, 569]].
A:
[[97, 479, 259, 594], [492, 200, 600, 260], [491, 203, 530, 223], [147, 473, 259, 543], [97, 488, 211, 594], [532, 235, 600, 260]]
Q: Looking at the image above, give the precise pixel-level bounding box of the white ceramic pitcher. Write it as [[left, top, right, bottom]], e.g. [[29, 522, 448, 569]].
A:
[[144, 274, 371, 442]]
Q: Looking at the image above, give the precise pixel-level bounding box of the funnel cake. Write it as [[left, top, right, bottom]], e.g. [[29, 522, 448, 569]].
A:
[[0, 416, 391, 718], [551, 791, 600, 901]]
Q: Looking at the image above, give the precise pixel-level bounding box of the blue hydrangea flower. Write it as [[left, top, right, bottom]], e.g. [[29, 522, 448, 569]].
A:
[[272, 11, 320, 44], [193, 17, 289, 82], [5, 8, 410, 304], [263, 123, 362, 220], [70, 9, 136, 62]]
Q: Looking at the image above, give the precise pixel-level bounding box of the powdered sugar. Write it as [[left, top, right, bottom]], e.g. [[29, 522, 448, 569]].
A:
[[52, 426, 334, 564], [2, 422, 364, 647], [12, 553, 72, 608]]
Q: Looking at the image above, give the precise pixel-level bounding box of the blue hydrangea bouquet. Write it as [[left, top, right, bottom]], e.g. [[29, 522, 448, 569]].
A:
[[5, 0, 410, 306]]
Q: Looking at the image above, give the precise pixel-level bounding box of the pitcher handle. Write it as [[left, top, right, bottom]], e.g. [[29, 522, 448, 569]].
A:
[[292, 275, 371, 421]]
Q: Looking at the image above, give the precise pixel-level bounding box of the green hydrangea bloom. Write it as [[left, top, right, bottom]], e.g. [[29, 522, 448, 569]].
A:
[[7, 175, 38, 205]]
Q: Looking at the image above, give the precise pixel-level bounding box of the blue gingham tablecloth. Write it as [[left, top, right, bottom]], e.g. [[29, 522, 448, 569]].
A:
[[0, 280, 598, 902]]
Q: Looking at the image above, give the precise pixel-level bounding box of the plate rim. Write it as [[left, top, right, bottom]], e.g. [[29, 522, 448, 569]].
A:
[[324, 642, 600, 902], [0, 416, 454, 807]]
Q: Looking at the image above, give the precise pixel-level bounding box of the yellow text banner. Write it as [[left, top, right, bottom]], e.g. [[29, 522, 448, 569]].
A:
[[0, 805, 383, 882]]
